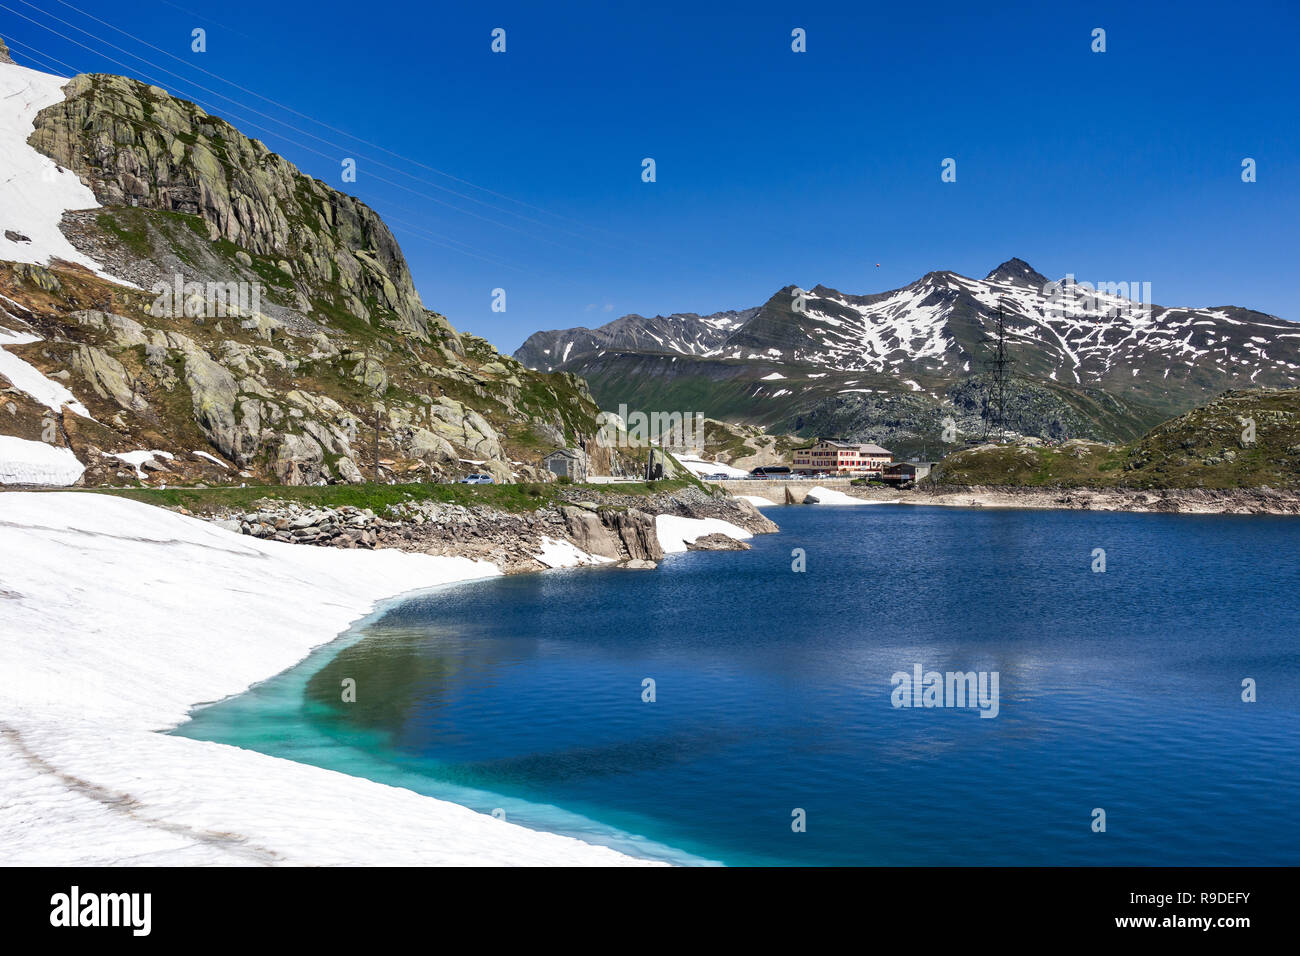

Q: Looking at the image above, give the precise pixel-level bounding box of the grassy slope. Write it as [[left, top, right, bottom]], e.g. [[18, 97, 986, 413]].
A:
[[932, 388, 1300, 490], [932, 442, 1122, 488]]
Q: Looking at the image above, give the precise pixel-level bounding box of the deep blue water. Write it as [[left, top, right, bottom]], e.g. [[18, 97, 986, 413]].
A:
[[174, 505, 1300, 865]]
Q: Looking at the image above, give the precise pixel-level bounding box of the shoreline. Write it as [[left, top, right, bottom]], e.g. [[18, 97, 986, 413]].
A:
[[0, 492, 678, 865], [832, 484, 1300, 515], [174, 581, 725, 866], [159, 482, 780, 573]]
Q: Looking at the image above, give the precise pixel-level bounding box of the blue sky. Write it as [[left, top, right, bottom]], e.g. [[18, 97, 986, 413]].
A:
[[3, 0, 1297, 351]]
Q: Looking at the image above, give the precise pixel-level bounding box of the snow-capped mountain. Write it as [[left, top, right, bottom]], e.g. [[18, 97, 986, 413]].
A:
[[516, 307, 759, 368], [520, 259, 1299, 389], [514, 259, 1299, 450]]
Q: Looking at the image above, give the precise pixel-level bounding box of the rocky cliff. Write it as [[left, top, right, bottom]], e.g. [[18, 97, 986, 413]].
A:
[[0, 65, 612, 487], [28, 73, 434, 341]]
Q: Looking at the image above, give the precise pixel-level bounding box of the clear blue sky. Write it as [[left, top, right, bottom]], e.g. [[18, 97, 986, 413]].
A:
[[4, 0, 1297, 351]]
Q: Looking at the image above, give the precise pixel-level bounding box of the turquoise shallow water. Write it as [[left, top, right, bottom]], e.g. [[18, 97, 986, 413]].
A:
[[174, 505, 1300, 865]]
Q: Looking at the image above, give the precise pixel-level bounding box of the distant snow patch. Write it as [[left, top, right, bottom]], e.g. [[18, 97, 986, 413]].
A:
[[104, 449, 174, 479], [805, 485, 881, 505], [674, 455, 749, 478], [0, 323, 93, 418], [193, 450, 229, 469]]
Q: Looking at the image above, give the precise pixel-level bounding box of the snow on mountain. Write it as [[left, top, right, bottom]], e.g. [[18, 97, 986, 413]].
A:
[[516, 260, 1300, 390], [515, 307, 758, 371], [0, 285, 97, 486], [0, 60, 117, 280], [774, 278, 960, 371], [0, 316, 92, 418]]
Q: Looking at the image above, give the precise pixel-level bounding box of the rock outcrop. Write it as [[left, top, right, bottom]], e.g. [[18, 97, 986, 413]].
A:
[[1, 64, 665, 489], [686, 532, 751, 551], [559, 505, 621, 559], [29, 73, 434, 341], [602, 508, 663, 561], [559, 504, 662, 561]]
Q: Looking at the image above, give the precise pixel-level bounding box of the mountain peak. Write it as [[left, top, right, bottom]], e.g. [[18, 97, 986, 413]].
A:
[[0, 36, 13, 65], [986, 258, 1048, 289]]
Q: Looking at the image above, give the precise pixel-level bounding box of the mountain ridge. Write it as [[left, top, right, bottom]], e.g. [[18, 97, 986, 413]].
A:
[[514, 259, 1299, 453]]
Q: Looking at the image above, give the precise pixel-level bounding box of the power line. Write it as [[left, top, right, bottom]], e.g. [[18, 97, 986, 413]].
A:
[[0, 15, 594, 278], [4, 0, 610, 259], [4, 32, 580, 288], [980, 305, 1015, 442], [8, 30, 627, 308], [35, 0, 656, 257], [149, 0, 257, 42]]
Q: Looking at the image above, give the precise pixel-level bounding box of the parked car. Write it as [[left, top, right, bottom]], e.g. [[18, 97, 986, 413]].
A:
[[705, 472, 732, 480], [459, 473, 495, 484]]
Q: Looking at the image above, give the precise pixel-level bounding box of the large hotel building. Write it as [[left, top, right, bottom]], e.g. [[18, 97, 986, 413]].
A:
[[792, 440, 893, 476]]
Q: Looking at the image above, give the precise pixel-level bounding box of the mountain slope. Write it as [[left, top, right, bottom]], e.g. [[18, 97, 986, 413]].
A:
[[516, 307, 759, 369], [515, 260, 1300, 453], [0, 58, 605, 487]]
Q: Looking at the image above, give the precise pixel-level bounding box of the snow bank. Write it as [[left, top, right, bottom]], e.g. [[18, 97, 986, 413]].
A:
[[738, 494, 777, 508], [0, 61, 119, 280], [805, 485, 879, 505], [0, 493, 649, 865], [0, 434, 85, 485], [655, 513, 753, 554], [534, 535, 613, 569]]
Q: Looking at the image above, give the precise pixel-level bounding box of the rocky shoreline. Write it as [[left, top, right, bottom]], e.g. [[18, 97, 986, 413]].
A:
[[201, 485, 779, 573], [845, 483, 1300, 515]]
